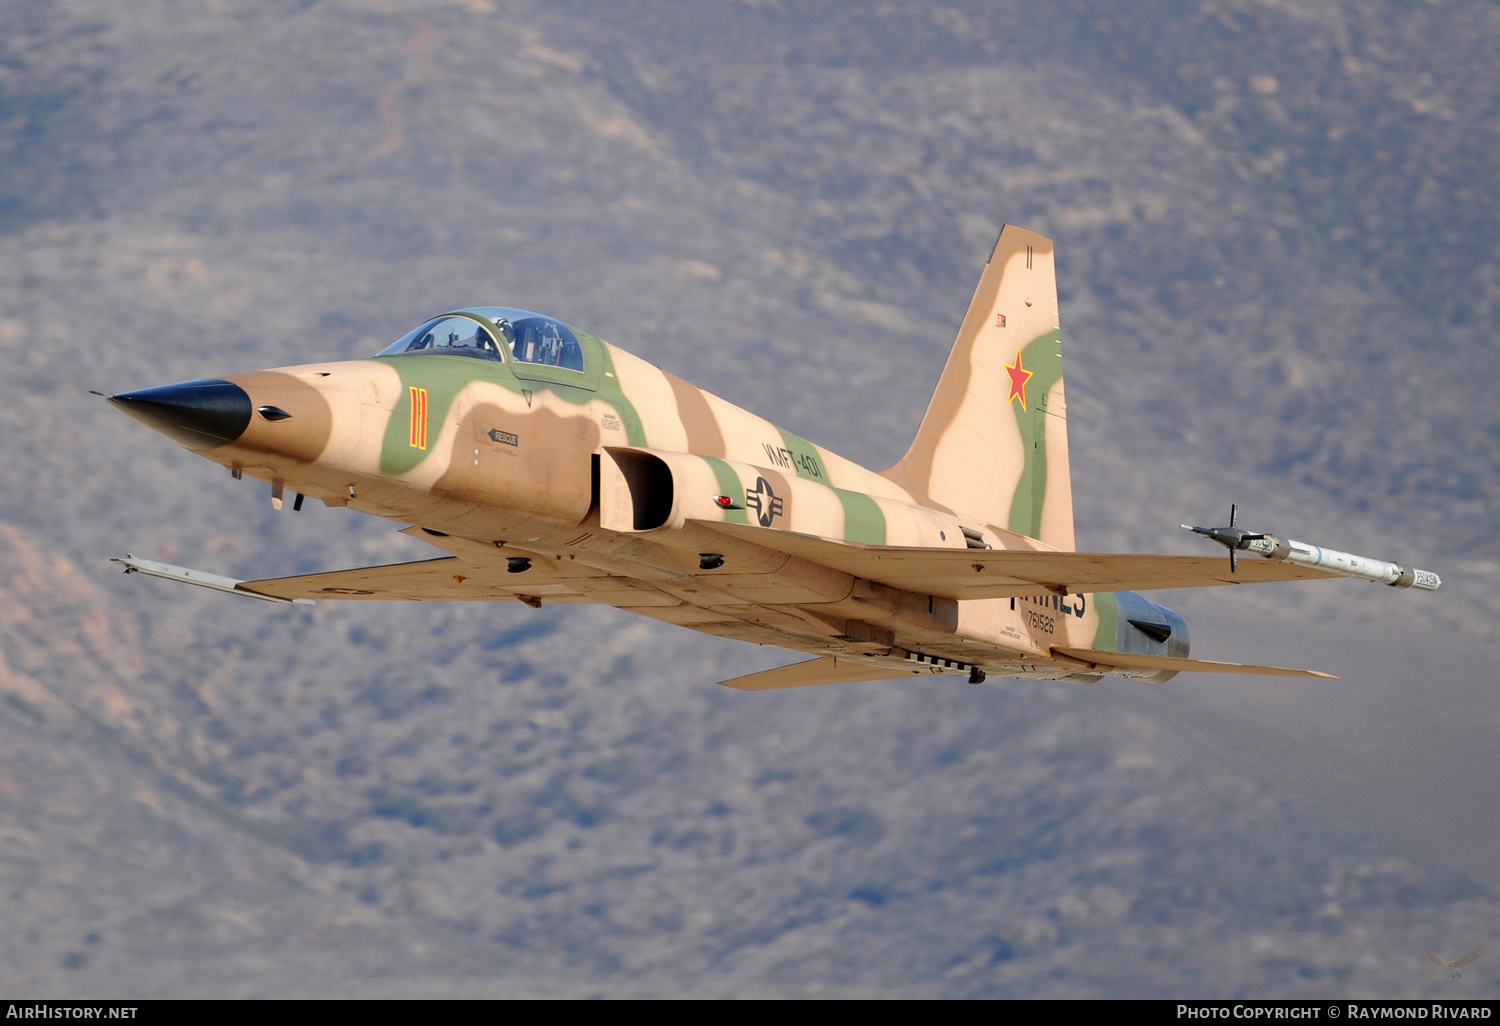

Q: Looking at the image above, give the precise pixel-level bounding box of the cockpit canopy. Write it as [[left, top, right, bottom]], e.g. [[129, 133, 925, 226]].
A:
[[375, 307, 586, 372]]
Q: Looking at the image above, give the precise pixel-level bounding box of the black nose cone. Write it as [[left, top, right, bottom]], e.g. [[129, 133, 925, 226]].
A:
[[108, 379, 252, 450]]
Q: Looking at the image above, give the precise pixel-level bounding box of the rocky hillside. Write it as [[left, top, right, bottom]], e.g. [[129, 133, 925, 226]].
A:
[[0, 0, 1495, 997]]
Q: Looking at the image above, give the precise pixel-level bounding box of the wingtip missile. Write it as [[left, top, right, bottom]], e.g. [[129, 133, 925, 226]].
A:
[[110, 555, 315, 604], [1182, 513, 1439, 591]]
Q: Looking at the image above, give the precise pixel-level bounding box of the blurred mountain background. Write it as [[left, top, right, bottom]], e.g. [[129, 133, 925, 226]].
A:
[[1, 0, 1497, 997]]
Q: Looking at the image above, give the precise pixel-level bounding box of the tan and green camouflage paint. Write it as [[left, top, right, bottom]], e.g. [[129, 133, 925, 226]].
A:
[[883, 225, 1075, 552], [142, 230, 1164, 685]]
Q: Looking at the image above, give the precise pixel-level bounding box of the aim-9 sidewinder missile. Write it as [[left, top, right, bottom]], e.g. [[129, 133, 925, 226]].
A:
[[1183, 506, 1440, 591]]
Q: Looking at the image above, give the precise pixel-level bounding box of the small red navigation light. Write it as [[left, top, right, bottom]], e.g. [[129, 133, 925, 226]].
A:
[[713, 495, 734, 508]]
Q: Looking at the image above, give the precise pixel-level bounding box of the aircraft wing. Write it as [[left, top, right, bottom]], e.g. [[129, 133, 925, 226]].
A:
[[694, 521, 1341, 599], [239, 556, 634, 604], [1051, 647, 1335, 679]]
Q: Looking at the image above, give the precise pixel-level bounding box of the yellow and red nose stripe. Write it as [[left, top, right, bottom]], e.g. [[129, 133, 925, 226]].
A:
[[409, 387, 428, 449]]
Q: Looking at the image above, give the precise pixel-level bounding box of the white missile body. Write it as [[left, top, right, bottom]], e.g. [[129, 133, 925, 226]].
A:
[[111, 554, 316, 604], [1241, 534, 1440, 590]]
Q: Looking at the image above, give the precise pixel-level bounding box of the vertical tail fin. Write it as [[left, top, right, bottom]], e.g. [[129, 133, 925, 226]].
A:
[[881, 225, 1075, 550]]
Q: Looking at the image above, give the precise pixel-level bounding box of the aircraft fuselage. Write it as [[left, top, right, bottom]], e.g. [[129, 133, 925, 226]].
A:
[[117, 229, 1404, 689], [111, 327, 1183, 686]]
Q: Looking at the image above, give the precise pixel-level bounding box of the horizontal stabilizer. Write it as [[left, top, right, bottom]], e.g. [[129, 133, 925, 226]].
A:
[[694, 521, 1340, 599], [719, 656, 937, 691], [1052, 647, 1335, 679]]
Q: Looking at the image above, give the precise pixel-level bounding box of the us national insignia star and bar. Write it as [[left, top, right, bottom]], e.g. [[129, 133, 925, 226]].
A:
[[103, 225, 1441, 691]]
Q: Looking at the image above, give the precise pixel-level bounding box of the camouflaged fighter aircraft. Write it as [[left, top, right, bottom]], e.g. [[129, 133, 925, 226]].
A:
[[104, 226, 1439, 690]]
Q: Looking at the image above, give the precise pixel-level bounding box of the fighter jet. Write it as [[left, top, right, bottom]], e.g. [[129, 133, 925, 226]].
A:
[[104, 226, 1438, 690]]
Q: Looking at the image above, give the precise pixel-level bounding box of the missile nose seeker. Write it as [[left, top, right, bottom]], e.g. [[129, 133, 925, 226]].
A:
[[107, 379, 253, 450]]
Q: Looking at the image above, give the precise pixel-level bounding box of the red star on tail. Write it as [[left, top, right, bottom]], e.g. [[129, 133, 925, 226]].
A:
[[1005, 346, 1033, 410]]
